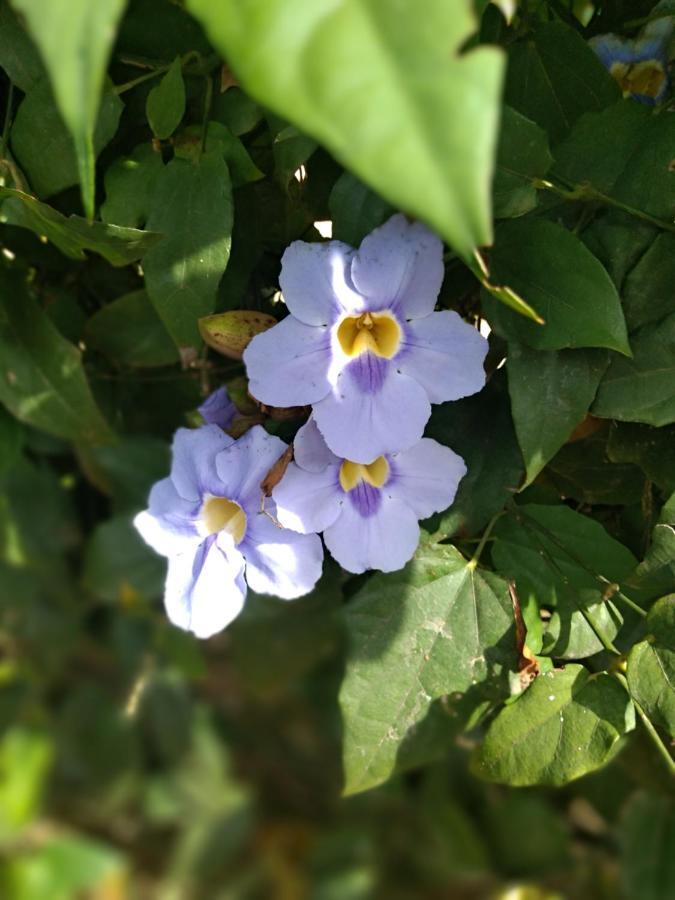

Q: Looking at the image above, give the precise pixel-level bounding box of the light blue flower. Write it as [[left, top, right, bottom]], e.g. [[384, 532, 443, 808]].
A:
[[590, 17, 673, 104], [272, 418, 466, 574], [198, 386, 237, 430], [243, 215, 488, 463], [134, 424, 323, 638]]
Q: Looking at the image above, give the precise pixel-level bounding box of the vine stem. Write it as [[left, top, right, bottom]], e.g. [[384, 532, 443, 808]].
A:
[[613, 672, 675, 778], [468, 512, 504, 570]]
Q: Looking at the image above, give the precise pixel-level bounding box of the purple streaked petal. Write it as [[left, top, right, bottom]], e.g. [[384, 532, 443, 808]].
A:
[[164, 536, 247, 638], [244, 315, 332, 407], [398, 311, 487, 404], [198, 386, 237, 429], [313, 367, 430, 463], [241, 513, 324, 599], [293, 417, 340, 473], [386, 438, 467, 520], [215, 425, 287, 513], [345, 351, 388, 394], [347, 481, 382, 518], [273, 460, 343, 533], [323, 496, 420, 574], [170, 425, 234, 502], [280, 239, 365, 325], [350, 214, 444, 319]]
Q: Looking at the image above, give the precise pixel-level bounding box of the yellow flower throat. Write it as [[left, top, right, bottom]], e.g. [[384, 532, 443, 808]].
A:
[[610, 60, 665, 98], [201, 496, 247, 543], [337, 311, 401, 358], [339, 456, 389, 492]]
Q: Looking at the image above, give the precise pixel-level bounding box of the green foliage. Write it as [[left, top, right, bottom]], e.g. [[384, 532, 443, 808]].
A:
[[627, 596, 675, 736]]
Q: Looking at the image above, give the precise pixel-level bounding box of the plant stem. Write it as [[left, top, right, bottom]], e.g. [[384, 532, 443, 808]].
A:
[[468, 512, 504, 570], [614, 671, 675, 778]]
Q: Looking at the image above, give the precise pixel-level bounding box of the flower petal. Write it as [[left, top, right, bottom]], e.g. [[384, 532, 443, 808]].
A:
[[242, 513, 324, 599], [293, 416, 340, 473], [215, 425, 287, 512], [273, 460, 343, 533], [280, 239, 364, 325], [164, 537, 247, 638], [387, 438, 467, 520], [198, 386, 237, 429], [323, 496, 419, 574], [171, 425, 234, 502], [244, 315, 332, 407], [397, 310, 488, 404], [350, 214, 444, 319], [134, 478, 200, 557], [313, 366, 430, 463]]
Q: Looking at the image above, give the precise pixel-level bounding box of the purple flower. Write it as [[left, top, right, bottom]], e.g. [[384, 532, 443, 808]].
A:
[[272, 418, 466, 574], [198, 386, 237, 430], [590, 18, 673, 104], [134, 424, 323, 638], [244, 215, 488, 463]]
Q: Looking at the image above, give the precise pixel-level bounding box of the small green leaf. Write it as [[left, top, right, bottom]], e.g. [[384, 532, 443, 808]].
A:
[[623, 234, 675, 332], [198, 310, 277, 359], [144, 153, 233, 350], [146, 56, 186, 139], [472, 665, 634, 786], [0, 0, 44, 91], [340, 543, 517, 795], [329, 172, 394, 247], [507, 345, 609, 487], [593, 311, 675, 427], [0, 186, 162, 265], [186, 0, 505, 261], [101, 143, 164, 228], [174, 122, 263, 187], [626, 494, 675, 601], [85, 290, 178, 368], [619, 792, 675, 900], [272, 124, 317, 188], [0, 728, 53, 839], [493, 106, 552, 219], [11, 0, 127, 218], [0, 267, 114, 444], [483, 219, 631, 355], [83, 515, 164, 603], [10, 79, 122, 200], [627, 596, 675, 737], [504, 22, 619, 143]]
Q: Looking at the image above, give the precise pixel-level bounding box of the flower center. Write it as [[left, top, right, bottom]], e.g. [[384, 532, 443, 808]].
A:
[[339, 456, 390, 492], [336, 311, 401, 359], [201, 496, 247, 543], [610, 60, 666, 98]]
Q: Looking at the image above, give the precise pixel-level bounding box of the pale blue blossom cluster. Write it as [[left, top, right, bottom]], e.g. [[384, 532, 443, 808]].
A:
[[135, 215, 488, 637]]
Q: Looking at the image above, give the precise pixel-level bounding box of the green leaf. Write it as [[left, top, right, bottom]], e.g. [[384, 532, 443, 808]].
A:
[[593, 311, 675, 427], [329, 172, 394, 247], [0, 406, 22, 476], [504, 22, 619, 144], [144, 153, 233, 350], [212, 86, 262, 137], [82, 515, 164, 604], [491, 505, 636, 658], [100, 143, 164, 228], [608, 423, 675, 495], [11, 0, 127, 218], [146, 56, 186, 140], [0, 268, 114, 444], [0, 0, 43, 91], [507, 345, 609, 487], [622, 234, 675, 332], [472, 665, 634, 786], [0, 728, 53, 839], [555, 101, 675, 221], [482, 219, 631, 355], [619, 792, 675, 900], [426, 373, 523, 537], [186, 0, 504, 261], [10, 79, 122, 200], [84, 290, 178, 368], [174, 122, 263, 187], [493, 106, 552, 219], [339, 542, 517, 795], [0, 186, 162, 265], [627, 496, 675, 605], [272, 124, 317, 188], [627, 596, 675, 737], [79, 435, 170, 514]]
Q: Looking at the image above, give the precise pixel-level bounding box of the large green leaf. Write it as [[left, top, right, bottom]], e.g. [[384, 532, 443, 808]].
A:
[[627, 596, 675, 737], [0, 268, 114, 444], [626, 493, 675, 606], [622, 234, 675, 332], [508, 345, 609, 487], [608, 423, 675, 495], [0, 187, 162, 265], [492, 106, 552, 219], [593, 312, 675, 427], [10, 79, 122, 200], [100, 144, 164, 228], [11, 0, 127, 218], [186, 0, 504, 261], [329, 172, 393, 247], [0, 0, 43, 91], [483, 219, 630, 355], [144, 153, 233, 350], [504, 22, 618, 144], [84, 290, 178, 368], [472, 665, 634, 786], [82, 515, 164, 604], [491, 505, 636, 658], [339, 542, 516, 795], [619, 792, 675, 900]]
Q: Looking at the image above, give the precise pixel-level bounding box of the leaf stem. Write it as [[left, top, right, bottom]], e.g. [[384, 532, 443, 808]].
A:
[[468, 512, 504, 570], [613, 671, 675, 777]]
